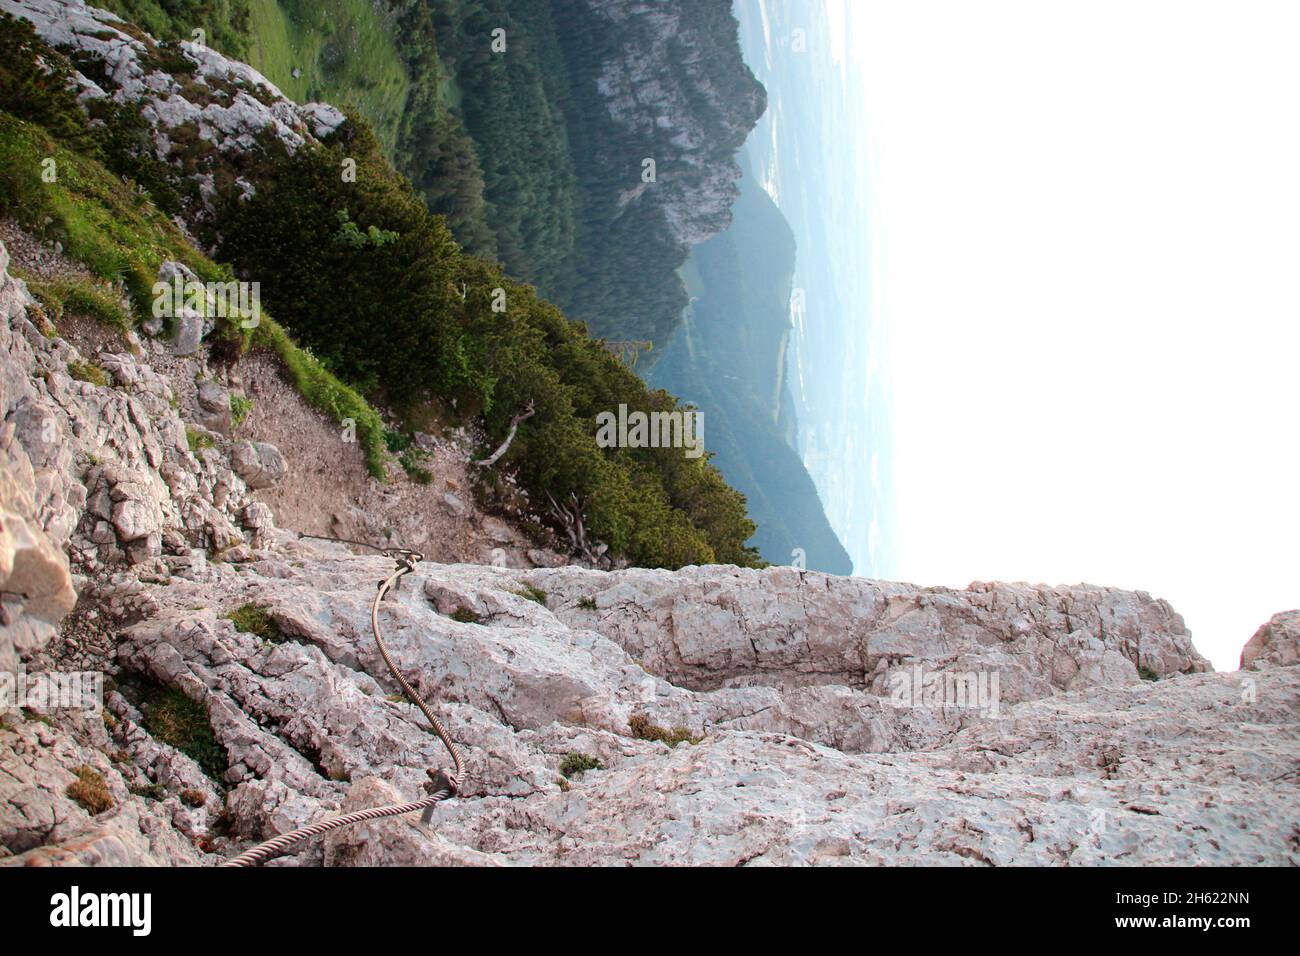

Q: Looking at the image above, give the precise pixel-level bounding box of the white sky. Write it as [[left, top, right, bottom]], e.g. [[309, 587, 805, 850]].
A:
[[847, 0, 1299, 669]]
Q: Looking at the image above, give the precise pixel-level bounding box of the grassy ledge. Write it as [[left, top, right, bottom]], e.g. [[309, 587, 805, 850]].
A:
[[0, 109, 391, 480]]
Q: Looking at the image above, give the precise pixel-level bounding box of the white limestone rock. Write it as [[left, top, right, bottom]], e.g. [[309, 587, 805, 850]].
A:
[[1241, 611, 1300, 670], [0, 0, 350, 223], [230, 439, 287, 490]]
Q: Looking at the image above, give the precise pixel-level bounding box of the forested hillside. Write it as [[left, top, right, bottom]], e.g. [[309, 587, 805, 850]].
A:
[[97, 0, 762, 348], [428, 0, 578, 296], [0, 5, 761, 570], [81, 0, 845, 571], [425, 0, 766, 345]]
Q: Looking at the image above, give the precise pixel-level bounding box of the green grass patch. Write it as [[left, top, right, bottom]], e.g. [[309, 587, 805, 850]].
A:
[[245, 0, 409, 153], [225, 602, 284, 643], [577, 596, 597, 611], [68, 359, 109, 387], [186, 426, 216, 451], [516, 584, 548, 606], [229, 392, 253, 428], [21, 274, 131, 330], [136, 683, 228, 783], [0, 111, 210, 318], [558, 752, 602, 779]]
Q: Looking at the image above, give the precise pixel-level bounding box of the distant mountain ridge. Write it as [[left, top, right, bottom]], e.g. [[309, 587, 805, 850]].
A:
[[420, 0, 851, 569], [421, 0, 766, 347], [650, 150, 853, 575], [545, 0, 768, 344]]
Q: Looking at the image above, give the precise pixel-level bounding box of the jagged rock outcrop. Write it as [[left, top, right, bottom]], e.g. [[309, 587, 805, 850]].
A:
[[6, 543, 1284, 866], [572, 0, 767, 247], [1241, 611, 1300, 670], [535, 565, 1208, 695], [229, 440, 287, 491], [1, 0, 346, 225], [0, 238, 266, 651]]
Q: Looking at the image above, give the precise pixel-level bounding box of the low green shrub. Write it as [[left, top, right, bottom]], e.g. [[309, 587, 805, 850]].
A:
[[226, 603, 283, 643], [136, 683, 227, 782], [558, 752, 602, 779], [186, 427, 215, 451], [229, 392, 252, 428], [66, 765, 113, 814]]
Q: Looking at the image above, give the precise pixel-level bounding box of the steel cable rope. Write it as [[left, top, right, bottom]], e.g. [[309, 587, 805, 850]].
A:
[[222, 541, 465, 867]]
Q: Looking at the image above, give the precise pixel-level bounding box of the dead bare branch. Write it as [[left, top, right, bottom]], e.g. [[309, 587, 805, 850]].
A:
[[543, 490, 610, 567], [473, 400, 535, 468]]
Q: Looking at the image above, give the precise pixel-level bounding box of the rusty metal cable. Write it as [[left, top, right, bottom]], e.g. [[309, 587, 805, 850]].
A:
[[296, 531, 397, 555], [222, 551, 465, 867]]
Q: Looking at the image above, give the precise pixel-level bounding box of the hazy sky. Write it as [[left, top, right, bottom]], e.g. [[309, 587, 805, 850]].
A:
[[842, 0, 1299, 669]]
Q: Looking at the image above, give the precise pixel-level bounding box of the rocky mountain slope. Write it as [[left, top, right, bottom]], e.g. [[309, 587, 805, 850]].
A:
[[3, 0, 828, 572], [1, 1, 1297, 867], [1, 0, 764, 572], [1, 0, 348, 233], [3, 234, 1298, 864]]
